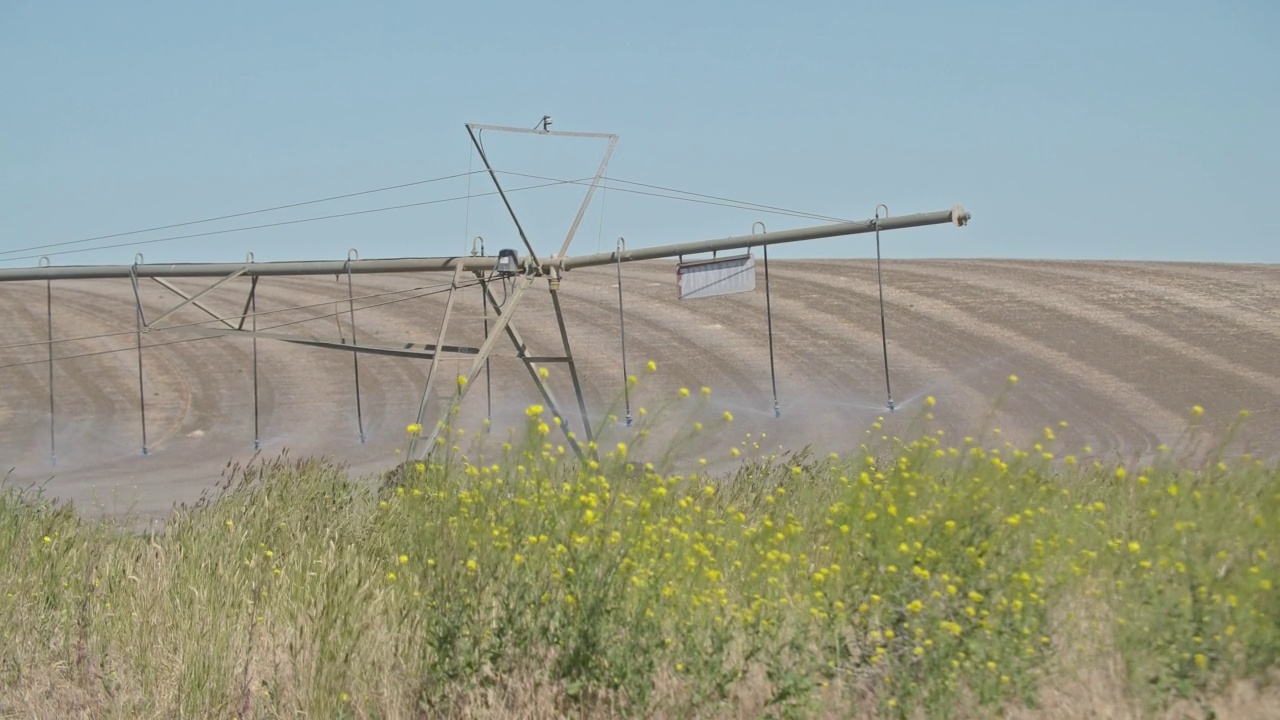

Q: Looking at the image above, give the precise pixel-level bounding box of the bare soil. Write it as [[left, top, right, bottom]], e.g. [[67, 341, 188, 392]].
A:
[[2, 259, 1277, 518]]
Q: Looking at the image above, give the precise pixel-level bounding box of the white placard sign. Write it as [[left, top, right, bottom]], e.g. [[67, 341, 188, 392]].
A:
[[676, 253, 756, 300]]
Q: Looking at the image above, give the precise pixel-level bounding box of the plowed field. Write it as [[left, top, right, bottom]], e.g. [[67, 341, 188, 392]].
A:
[[2, 259, 1277, 517]]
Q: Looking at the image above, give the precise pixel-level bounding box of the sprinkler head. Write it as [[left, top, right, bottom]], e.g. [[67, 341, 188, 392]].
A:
[[886, 398, 896, 413]]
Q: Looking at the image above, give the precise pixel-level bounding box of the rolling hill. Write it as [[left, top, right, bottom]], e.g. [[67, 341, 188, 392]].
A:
[[2, 259, 1276, 518]]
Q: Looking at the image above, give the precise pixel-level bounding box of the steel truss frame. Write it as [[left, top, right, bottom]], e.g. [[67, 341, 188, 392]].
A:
[[1, 122, 970, 465]]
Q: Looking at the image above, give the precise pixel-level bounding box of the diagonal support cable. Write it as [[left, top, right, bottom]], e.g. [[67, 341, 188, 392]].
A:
[[466, 125, 541, 268], [152, 277, 239, 329], [555, 134, 617, 259], [147, 268, 248, 328]]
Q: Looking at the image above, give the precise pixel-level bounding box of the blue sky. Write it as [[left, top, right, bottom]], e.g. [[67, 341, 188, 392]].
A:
[[1, 0, 1277, 268]]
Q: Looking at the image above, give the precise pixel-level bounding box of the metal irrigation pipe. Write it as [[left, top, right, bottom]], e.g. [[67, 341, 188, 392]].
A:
[[0, 206, 969, 282]]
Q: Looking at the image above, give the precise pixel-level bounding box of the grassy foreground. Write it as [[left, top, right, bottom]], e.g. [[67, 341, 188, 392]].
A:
[[2, 390, 1279, 718]]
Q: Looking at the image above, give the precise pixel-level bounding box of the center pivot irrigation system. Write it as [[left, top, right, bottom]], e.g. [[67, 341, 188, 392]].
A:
[[0, 121, 970, 466]]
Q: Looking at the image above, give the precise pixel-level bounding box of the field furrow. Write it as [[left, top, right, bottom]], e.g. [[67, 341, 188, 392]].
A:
[[1, 259, 1276, 516]]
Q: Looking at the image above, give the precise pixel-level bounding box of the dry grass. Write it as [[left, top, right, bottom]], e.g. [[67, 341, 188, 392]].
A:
[[2, 390, 1278, 719]]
